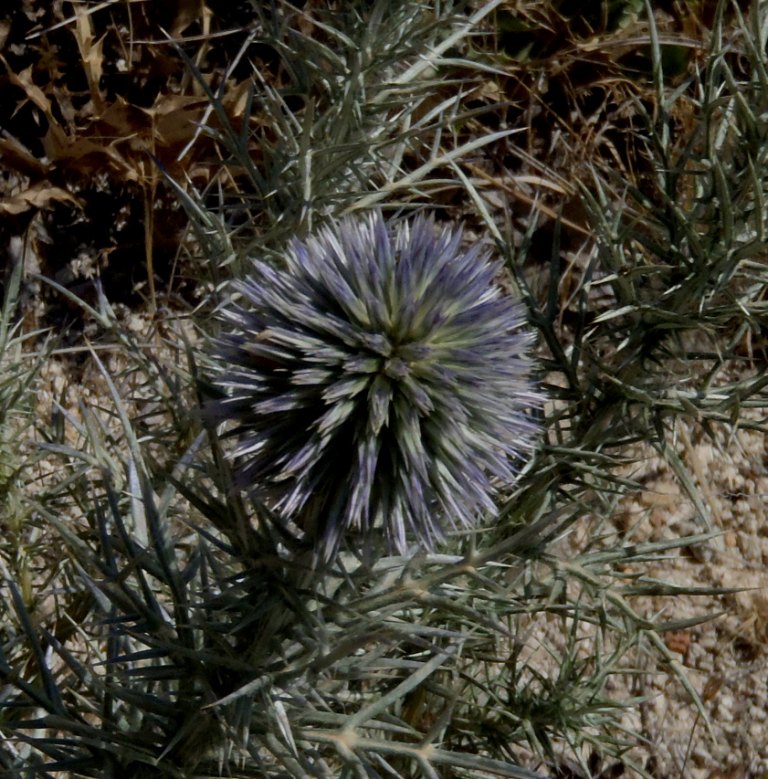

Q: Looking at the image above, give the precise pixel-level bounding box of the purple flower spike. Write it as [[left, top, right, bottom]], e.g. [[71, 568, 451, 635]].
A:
[[209, 213, 540, 560]]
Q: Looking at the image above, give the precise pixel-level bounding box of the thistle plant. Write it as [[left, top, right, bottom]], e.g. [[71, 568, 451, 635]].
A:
[[4, 3, 768, 778], [208, 213, 541, 560]]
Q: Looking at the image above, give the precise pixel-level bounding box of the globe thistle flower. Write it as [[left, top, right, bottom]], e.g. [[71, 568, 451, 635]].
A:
[[208, 212, 540, 560]]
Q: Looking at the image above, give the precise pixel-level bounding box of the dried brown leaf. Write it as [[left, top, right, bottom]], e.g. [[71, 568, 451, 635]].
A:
[[0, 20, 10, 52], [170, 0, 204, 37], [41, 126, 131, 179], [0, 136, 48, 177], [70, 1, 106, 113], [0, 182, 80, 215], [150, 94, 208, 146], [6, 62, 56, 118]]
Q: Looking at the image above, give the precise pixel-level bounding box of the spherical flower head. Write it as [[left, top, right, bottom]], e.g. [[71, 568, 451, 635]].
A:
[[209, 212, 540, 560]]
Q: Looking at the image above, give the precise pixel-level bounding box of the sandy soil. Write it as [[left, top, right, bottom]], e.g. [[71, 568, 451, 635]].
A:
[[584, 411, 768, 778]]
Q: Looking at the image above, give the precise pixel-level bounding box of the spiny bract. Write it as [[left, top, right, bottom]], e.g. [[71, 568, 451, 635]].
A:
[[209, 212, 540, 559]]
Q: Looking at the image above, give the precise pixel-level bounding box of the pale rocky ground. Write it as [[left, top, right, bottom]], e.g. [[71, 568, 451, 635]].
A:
[[569, 411, 768, 778], [499, 348, 768, 778]]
